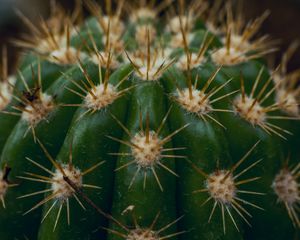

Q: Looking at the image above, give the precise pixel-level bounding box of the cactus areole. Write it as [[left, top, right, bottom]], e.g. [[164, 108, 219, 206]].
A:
[[0, 0, 299, 239]]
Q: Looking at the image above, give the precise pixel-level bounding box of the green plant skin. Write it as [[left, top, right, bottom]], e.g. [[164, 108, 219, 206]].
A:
[[0, 62, 97, 239], [38, 64, 132, 240], [170, 108, 241, 240], [0, 4, 299, 240]]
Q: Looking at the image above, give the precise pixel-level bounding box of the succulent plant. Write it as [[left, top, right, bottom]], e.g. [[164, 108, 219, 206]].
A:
[[0, 0, 299, 239]]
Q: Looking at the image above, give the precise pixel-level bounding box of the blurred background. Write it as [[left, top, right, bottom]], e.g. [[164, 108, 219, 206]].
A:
[[0, 0, 300, 73]]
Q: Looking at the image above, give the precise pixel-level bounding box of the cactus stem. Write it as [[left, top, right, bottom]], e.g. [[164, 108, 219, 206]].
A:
[[2, 0, 299, 237]]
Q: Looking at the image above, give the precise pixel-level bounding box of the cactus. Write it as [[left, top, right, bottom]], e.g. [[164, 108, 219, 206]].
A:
[[0, 0, 299, 239]]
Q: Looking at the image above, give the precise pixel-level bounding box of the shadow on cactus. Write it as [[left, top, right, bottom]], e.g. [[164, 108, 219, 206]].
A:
[[0, 0, 299, 239]]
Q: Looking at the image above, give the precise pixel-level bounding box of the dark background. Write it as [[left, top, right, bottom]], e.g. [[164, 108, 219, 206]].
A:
[[1, 0, 300, 73]]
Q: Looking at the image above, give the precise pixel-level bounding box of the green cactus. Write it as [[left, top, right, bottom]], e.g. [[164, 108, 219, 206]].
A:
[[0, 0, 299, 239]]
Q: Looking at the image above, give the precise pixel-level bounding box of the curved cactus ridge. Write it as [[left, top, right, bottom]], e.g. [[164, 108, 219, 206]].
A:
[[0, 0, 299, 239]]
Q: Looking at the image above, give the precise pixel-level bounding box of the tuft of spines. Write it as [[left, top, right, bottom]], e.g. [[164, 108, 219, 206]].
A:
[[209, 1, 277, 66], [0, 47, 16, 111], [126, 46, 174, 81], [18, 140, 104, 231], [63, 59, 133, 120], [173, 66, 238, 128], [191, 142, 264, 234], [104, 210, 185, 240], [232, 69, 299, 139], [14, 1, 84, 64], [85, 0, 125, 55], [272, 42, 300, 117], [0, 165, 17, 208], [109, 109, 188, 191], [272, 163, 300, 227]]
